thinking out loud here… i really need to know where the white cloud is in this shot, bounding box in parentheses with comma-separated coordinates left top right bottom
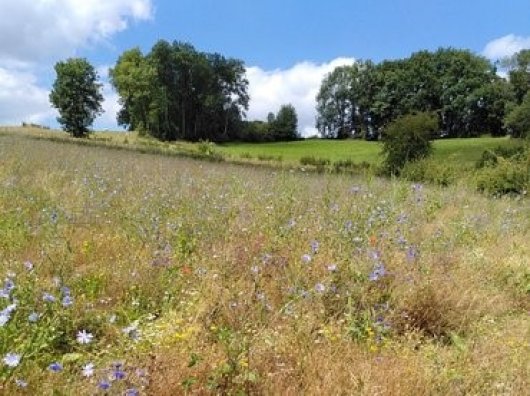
(0, 0, 153, 127)
(0, 67, 56, 125)
(246, 58, 355, 137)
(483, 34, 530, 60)
(0, 0, 153, 64)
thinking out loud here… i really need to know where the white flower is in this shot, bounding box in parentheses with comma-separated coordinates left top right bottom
(82, 362, 95, 377)
(76, 330, 94, 345)
(3, 353, 21, 368)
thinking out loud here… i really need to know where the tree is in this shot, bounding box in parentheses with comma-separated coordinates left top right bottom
(111, 40, 249, 142)
(316, 65, 360, 139)
(109, 48, 155, 134)
(381, 112, 438, 175)
(49, 58, 103, 137)
(270, 104, 299, 141)
(501, 49, 530, 104)
(505, 92, 530, 138)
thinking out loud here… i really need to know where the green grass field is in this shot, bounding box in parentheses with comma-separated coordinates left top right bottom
(1, 126, 523, 170)
(217, 137, 522, 166)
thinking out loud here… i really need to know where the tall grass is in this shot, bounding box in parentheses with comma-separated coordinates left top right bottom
(0, 134, 528, 394)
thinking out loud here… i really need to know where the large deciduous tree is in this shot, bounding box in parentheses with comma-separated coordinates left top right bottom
(49, 58, 103, 137)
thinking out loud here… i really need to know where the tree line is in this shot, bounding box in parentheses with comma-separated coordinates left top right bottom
(49, 40, 298, 141)
(49, 43, 530, 141)
(316, 48, 530, 139)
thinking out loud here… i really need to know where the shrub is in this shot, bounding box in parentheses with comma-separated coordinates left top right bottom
(401, 158, 460, 186)
(299, 156, 330, 167)
(475, 157, 529, 195)
(476, 145, 526, 168)
(381, 112, 438, 175)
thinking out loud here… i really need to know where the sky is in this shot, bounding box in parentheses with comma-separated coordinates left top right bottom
(1, 0, 530, 136)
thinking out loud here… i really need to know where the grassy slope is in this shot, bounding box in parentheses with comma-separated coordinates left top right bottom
(2, 127, 522, 169)
(0, 133, 528, 394)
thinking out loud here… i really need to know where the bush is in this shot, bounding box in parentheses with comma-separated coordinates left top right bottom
(401, 158, 460, 186)
(476, 145, 526, 168)
(381, 112, 438, 175)
(300, 156, 330, 167)
(475, 157, 529, 196)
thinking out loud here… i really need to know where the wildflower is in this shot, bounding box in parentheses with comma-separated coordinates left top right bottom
(28, 312, 40, 323)
(24, 261, 34, 271)
(60, 286, 71, 295)
(314, 283, 326, 293)
(81, 362, 95, 377)
(327, 263, 337, 272)
(250, 265, 259, 275)
(123, 322, 140, 340)
(261, 253, 272, 264)
(113, 369, 126, 380)
(0, 313, 10, 327)
(3, 353, 21, 368)
(310, 240, 319, 254)
(15, 378, 28, 388)
(98, 380, 111, 391)
(369, 263, 386, 282)
(48, 362, 63, 372)
(62, 295, 74, 307)
(125, 388, 139, 396)
(42, 293, 56, 303)
(76, 330, 94, 345)
(406, 246, 418, 262)
(301, 254, 312, 264)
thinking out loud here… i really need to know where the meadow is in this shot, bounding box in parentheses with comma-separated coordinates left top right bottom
(0, 132, 529, 395)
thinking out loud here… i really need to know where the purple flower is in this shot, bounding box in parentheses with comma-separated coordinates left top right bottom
(406, 246, 418, 262)
(314, 283, 326, 293)
(42, 293, 56, 303)
(62, 295, 74, 307)
(310, 240, 319, 254)
(48, 362, 63, 372)
(3, 353, 21, 368)
(98, 380, 111, 391)
(301, 254, 312, 264)
(24, 261, 34, 271)
(113, 368, 126, 380)
(125, 389, 139, 396)
(369, 263, 386, 282)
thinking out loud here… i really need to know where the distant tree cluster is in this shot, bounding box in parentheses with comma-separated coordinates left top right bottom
(109, 41, 250, 142)
(316, 48, 530, 139)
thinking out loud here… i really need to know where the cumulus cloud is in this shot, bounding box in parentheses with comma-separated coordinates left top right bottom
(483, 34, 530, 60)
(0, 67, 56, 125)
(0, 0, 152, 127)
(246, 58, 355, 137)
(0, 0, 152, 64)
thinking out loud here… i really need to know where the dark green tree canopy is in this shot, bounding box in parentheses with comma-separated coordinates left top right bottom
(270, 104, 299, 141)
(110, 40, 249, 142)
(316, 48, 509, 139)
(49, 58, 103, 137)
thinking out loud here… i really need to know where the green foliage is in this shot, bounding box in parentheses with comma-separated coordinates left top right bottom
(401, 158, 459, 186)
(316, 48, 507, 139)
(505, 93, 530, 138)
(110, 41, 249, 142)
(269, 104, 299, 141)
(476, 145, 527, 168)
(381, 112, 438, 175)
(49, 58, 103, 137)
(475, 155, 529, 195)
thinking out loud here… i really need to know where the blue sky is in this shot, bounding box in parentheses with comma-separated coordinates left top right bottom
(1, 0, 530, 135)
